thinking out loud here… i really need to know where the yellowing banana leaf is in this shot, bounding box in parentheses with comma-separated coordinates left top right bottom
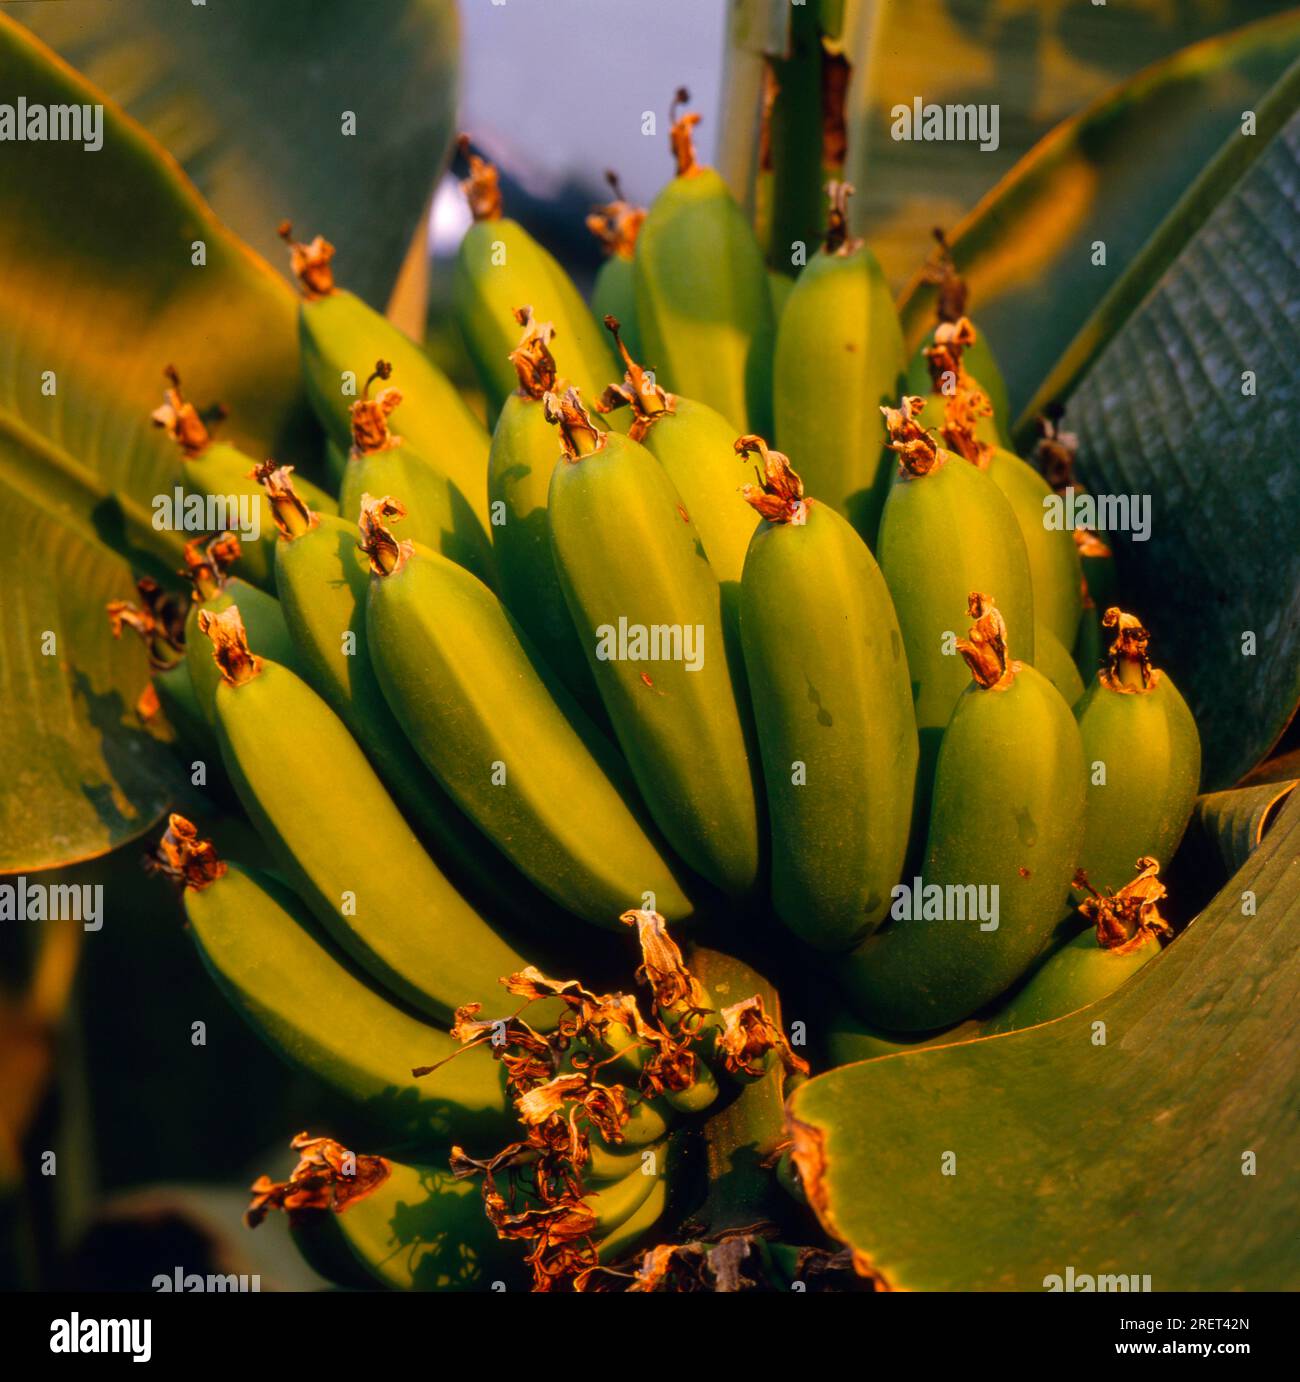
(12, 0, 460, 311)
(0, 17, 314, 869)
(788, 788, 1300, 1291)
(893, 9, 1300, 417)
(1065, 94, 1300, 790)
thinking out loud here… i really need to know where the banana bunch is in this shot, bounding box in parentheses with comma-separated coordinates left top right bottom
(120, 100, 1204, 1290)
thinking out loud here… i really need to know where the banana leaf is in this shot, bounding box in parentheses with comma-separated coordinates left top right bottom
(788, 788, 1300, 1290)
(12, 0, 460, 311)
(1064, 84, 1300, 790)
(0, 16, 314, 868)
(894, 8, 1300, 415)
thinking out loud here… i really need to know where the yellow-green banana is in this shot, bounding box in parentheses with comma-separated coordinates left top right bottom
(280, 222, 491, 528)
(737, 439, 917, 950)
(358, 496, 698, 928)
(633, 91, 775, 436)
(546, 389, 763, 900)
(772, 182, 905, 548)
(195, 605, 549, 1025)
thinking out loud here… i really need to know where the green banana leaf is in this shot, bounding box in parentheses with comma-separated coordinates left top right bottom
(894, 8, 1300, 416)
(1195, 780, 1298, 876)
(789, 787, 1300, 1290)
(12, 0, 460, 312)
(1065, 91, 1300, 790)
(0, 16, 314, 869)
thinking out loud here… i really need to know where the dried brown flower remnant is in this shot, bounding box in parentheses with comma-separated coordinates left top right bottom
(544, 386, 604, 461)
(1101, 607, 1159, 692)
(457, 135, 503, 221)
(108, 579, 186, 672)
(669, 88, 703, 178)
(925, 228, 968, 324)
(587, 170, 646, 259)
(717, 995, 811, 1081)
(823, 180, 859, 256)
(881, 395, 941, 477)
(1074, 857, 1172, 953)
(350, 359, 402, 456)
(941, 381, 994, 468)
(597, 315, 672, 439)
(956, 591, 1016, 690)
(196, 605, 261, 687)
(246, 1132, 389, 1228)
(736, 434, 809, 525)
(924, 314, 978, 393)
(508, 306, 559, 399)
(619, 906, 707, 1014)
(147, 814, 226, 891)
(356, 493, 411, 577)
(251, 460, 314, 539)
(278, 222, 336, 299)
(151, 366, 213, 457)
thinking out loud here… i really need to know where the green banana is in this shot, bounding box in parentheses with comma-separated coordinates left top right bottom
(875, 397, 1035, 833)
(737, 438, 917, 950)
(280, 222, 491, 529)
(823, 1006, 983, 1065)
(596, 315, 759, 598)
(487, 307, 604, 713)
(767, 270, 795, 329)
(152, 367, 336, 590)
(182, 534, 300, 723)
(772, 182, 905, 548)
(633, 91, 775, 436)
(358, 496, 698, 928)
(983, 858, 1171, 1034)
(1034, 623, 1086, 707)
(594, 1176, 668, 1265)
(1074, 607, 1201, 896)
(152, 823, 507, 1146)
(546, 389, 763, 900)
(336, 359, 495, 586)
(452, 140, 616, 424)
(587, 170, 645, 361)
(839, 597, 1086, 1030)
(195, 604, 549, 1024)
(258, 466, 567, 930)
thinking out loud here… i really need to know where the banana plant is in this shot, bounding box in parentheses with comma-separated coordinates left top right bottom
(2, 4, 1299, 1294)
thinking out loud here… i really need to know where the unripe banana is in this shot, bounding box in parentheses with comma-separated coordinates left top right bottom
(196, 605, 548, 1024)
(151, 824, 508, 1146)
(594, 1175, 668, 1265)
(280, 223, 491, 529)
(737, 439, 917, 950)
(452, 140, 616, 424)
(596, 315, 759, 599)
(258, 466, 564, 930)
(839, 597, 1086, 1031)
(1074, 607, 1201, 897)
(358, 496, 698, 928)
(152, 367, 336, 590)
(823, 1006, 981, 1064)
(487, 308, 604, 713)
(587, 170, 646, 361)
(983, 857, 1171, 1034)
(335, 359, 495, 587)
(546, 389, 763, 899)
(875, 397, 1034, 833)
(1034, 623, 1086, 706)
(633, 91, 775, 435)
(181, 534, 301, 723)
(772, 182, 905, 548)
